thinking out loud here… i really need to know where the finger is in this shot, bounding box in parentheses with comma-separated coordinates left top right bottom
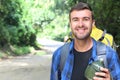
(93, 76, 104, 80)
(100, 67, 109, 73)
(95, 72, 107, 78)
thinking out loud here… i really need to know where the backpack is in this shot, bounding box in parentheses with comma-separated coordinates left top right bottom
(60, 41, 107, 72)
(65, 29, 119, 56)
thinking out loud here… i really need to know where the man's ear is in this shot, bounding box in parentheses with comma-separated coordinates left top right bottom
(92, 20, 95, 27)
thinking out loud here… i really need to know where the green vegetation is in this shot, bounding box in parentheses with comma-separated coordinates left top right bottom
(0, 0, 120, 57)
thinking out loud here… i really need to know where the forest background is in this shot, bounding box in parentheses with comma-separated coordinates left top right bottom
(0, 0, 120, 57)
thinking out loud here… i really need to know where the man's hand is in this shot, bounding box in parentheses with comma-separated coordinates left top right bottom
(93, 67, 111, 80)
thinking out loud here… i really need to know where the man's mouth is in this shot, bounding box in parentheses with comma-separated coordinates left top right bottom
(76, 28, 86, 34)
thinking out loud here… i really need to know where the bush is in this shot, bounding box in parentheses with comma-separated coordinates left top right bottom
(12, 45, 30, 56)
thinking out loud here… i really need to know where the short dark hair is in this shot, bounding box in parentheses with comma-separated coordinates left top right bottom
(69, 2, 94, 20)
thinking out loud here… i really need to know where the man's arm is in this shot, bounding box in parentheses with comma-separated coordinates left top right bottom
(93, 47, 120, 80)
(50, 49, 61, 80)
(99, 47, 120, 80)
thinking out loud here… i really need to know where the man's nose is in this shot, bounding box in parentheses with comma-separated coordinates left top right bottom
(78, 20, 84, 27)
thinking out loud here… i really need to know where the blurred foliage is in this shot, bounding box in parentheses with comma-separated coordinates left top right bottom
(0, 0, 120, 56)
(0, 0, 37, 56)
(11, 45, 30, 56)
(0, 0, 36, 47)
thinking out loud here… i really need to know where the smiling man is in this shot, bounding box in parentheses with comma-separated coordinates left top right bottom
(50, 2, 120, 80)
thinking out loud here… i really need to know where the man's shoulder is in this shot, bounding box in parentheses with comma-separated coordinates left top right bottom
(60, 41, 73, 49)
(98, 41, 118, 59)
(96, 41, 115, 52)
(53, 41, 73, 56)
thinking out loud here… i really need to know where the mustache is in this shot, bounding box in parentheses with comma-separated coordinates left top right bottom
(76, 26, 88, 29)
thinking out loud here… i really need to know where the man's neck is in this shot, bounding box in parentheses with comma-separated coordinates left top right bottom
(74, 38, 93, 52)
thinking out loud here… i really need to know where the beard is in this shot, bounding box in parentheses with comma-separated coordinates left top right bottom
(72, 27, 92, 40)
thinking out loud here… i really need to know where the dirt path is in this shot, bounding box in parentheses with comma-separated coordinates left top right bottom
(0, 38, 64, 80)
(0, 55, 52, 80)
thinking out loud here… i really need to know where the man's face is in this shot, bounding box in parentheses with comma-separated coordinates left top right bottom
(70, 9, 95, 40)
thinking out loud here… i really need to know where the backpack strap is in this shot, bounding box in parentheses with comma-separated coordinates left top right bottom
(60, 42, 70, 72)
(97, 41, 108, 68)
(105, 37, 111, 47)
(98, 29, 106, 41)
(60, 41, 108, 72)
(98, 29, 112, 47)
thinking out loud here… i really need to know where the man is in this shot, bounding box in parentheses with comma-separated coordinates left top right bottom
(50, 2, 120, 80)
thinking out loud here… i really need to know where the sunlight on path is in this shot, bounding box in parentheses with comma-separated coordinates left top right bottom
(37, 38, 64, 53)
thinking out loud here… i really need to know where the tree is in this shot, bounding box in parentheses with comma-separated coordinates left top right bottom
(0, 0, 22, 46)
(0, 0, 38, 47)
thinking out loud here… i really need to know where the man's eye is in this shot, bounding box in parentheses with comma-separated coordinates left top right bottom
(83, 18, 90, 21)
(73, 19, 78, 21)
